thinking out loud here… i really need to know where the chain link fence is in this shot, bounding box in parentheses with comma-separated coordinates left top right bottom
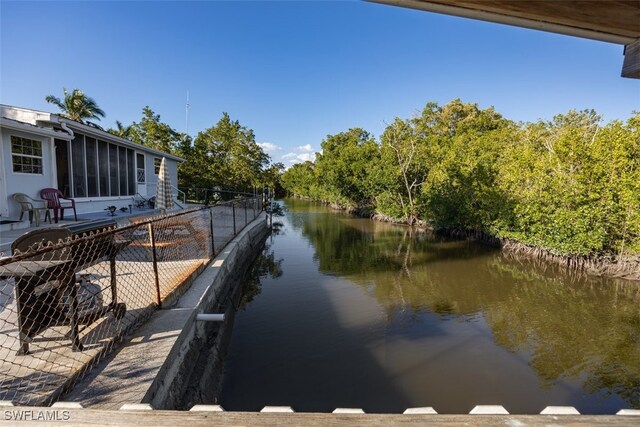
(0, 197, 263, 406)
(180, 186, 259, 205)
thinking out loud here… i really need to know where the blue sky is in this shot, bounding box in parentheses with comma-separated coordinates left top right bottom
(1, 1, 639, 165)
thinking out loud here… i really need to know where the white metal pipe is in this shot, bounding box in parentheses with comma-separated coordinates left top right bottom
(196, 313, 225, 322)
(59, 121, 75, 137)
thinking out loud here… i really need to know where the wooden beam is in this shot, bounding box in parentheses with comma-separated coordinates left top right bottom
(427, 1, 640, 39)
(368, 1, 640, 45)
(1, 408, 638, 426)
(622, 39, 640, 78)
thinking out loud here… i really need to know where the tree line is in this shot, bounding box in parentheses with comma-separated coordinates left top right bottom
(46, 88, 284, 196)
(109, 107, 284, 193)
(281, 99, 640, 257)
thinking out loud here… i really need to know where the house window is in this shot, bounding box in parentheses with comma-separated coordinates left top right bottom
(11, 136, 43, 174)
(137, 153, 145, 183)
(154, 157, 162, 175)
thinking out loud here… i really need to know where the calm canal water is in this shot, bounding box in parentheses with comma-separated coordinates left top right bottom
(218, 199, 640, 414)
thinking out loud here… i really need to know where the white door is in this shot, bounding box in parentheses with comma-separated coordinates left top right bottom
(136, 152, 146, 196)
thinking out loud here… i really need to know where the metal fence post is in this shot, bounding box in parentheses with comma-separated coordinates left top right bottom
(214, 208, 216, 258)
(148, 223, 162, 308)
(244, 199, 248, 226)
(232, 202, 237, 235)
(253, 197, 256, 219)
(110, 253, 118, 306)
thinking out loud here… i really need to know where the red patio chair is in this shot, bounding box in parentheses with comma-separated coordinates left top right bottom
(40, 188, 77, 223)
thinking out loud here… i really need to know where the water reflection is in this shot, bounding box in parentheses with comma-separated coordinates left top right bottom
(220, 199, 640, 413)
(296, 202, 640, 409)
(238, 240, 283, 310)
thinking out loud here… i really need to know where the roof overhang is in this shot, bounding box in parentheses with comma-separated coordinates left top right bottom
(1, 104, 185, 162)
(0, 117, 74, 140)
(368, 0, 640, 78)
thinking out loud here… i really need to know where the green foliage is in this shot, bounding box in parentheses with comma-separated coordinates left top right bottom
(45, 88, 105, 125)
(262, 162, 286, 195)
(376, 117, 429, 223)
(129, 106, 183, 153)
(499, 110, 640, 255)
(107, 120, 132, 138)
(416, 100, 512, 230)
(315, 128, 380, 207)
(281, 100, 640, 257)
(282, 129, 380, 208)
(112, 107, 276, 194)
(281, 161, 322, 200)
(185, 112, 271, 192)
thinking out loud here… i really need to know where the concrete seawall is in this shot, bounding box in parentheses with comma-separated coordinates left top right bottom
(144, 214, 270, 409)
(64, 214, 269, 409)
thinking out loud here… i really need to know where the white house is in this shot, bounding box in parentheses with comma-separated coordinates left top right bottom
(0, 104, 184, 220)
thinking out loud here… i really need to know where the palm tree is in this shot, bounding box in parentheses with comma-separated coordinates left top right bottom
(45, 88, 106, 124)
(107, 120, 132, 138)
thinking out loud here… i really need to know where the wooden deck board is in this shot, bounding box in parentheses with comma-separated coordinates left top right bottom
(1, 409, 636, 426)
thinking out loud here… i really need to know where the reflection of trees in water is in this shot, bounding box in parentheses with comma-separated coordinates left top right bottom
(485, 260, 640, 409)
(585, 352, 640, 409)
(293, 202, 640, 408)
(267, 202, 286, 217)
(239, 241, 284, 309)
(271, 221, 285, 236)
(500, 250, 595, 284)
(298, 210, 489, 276)
(266, 201, 287, 236)
(297, 209, 494, 317)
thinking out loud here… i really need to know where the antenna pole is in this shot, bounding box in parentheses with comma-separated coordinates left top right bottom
(186, 91, 190, 137)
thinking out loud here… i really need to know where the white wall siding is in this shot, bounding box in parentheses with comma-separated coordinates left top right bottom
(2, 128, 54, 218)
(144, 155, 179, 195)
